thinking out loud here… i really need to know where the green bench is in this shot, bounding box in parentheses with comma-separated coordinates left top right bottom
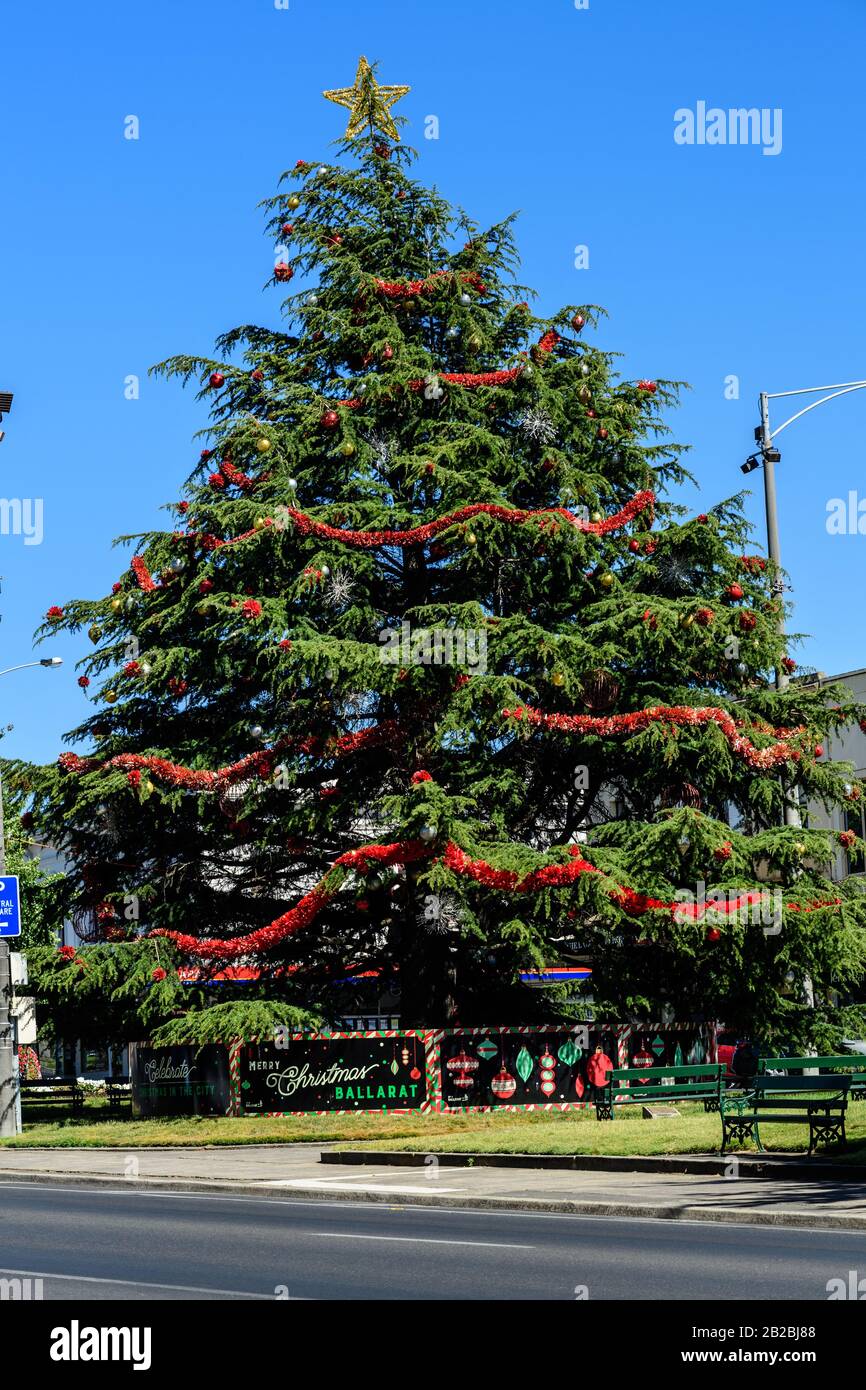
(720, 1074, 851, 1154)
(595, 1063, 725, 1121)
(759, 1055, 866, 1100)
(105, 1078, 131, 1114)
(20, 1077, 85, 1115)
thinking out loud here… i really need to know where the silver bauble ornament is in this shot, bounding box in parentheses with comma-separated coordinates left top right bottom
(419, 824, 437, 842)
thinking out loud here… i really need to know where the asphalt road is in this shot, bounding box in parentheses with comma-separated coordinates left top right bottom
(0, 1181, 864, 1300)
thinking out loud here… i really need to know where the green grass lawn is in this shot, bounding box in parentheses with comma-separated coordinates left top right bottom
(4, 1098, 866, 1159)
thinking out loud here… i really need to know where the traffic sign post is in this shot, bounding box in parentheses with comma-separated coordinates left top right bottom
(0, 876, 21, 938)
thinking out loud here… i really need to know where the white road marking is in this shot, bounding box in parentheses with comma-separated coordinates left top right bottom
(314, 1233, 534, 1248)
(0, 1266, 269, 1298)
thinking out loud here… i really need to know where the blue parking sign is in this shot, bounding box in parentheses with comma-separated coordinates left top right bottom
(0, 877, 21, 937)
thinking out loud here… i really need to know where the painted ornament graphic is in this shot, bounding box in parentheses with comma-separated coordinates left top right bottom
(632, 1048, 655, 1083)
(515, 1046, 534, 1083)
(446, 1049, 479, 1090)
(539, 1048, 557, 1097)
(491, 1067, 517, 1100)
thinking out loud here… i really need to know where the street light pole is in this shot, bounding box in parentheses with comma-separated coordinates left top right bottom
(0, 657, 63, 1137)
(0, 769, 15, 1137)
(744, 380, 866, 828)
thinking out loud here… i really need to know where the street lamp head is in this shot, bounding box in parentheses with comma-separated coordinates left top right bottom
(741, 455, 761, 475)
(763, 445, 782, 464)
(40, 657, 63, 667)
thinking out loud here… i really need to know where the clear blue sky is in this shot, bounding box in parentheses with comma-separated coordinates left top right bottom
(1, 0, 864, 764)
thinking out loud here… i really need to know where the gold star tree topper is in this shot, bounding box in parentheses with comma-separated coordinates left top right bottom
(323, 56, 410, 140)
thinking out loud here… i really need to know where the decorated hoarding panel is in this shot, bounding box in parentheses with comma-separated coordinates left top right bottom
(130, 1043, 231, 1117)
(238, 1032, 429, 1114)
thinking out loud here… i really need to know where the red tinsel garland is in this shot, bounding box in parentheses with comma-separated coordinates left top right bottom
(335, 329, 561, 408)
(149, 834, 846, 962)
(127, 492, 655, 585)
(130, 557, 156, 592)
(373, 270, 487, 298)
(502, 703, 810, 771)
(57, 722, 392, 791)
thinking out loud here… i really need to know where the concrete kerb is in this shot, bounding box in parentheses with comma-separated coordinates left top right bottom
(321, 1148, 866, 1182)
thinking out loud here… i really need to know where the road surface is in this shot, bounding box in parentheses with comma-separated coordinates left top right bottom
(0, 1181, 863, 1299)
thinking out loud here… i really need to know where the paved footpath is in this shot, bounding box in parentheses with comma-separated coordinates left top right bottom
(0, 1144, 864, 1230)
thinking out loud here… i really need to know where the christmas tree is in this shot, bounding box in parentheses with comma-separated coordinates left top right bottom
(17, 59, 866, 1047)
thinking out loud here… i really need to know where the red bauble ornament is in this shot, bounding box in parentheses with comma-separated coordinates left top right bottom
(321, 409, 340, 429)
(814, 745, 824, 758)
(46, 606, 64, 621)
(251, 369, 264, 382)
(274, 262, 294, 282)
(411, 770, 432, 784)
(280, 222, 294, 236)
(151, 967, 167, 982)
(597, 427, 608, 439)
(410, 1066, 421, 1080)
(782, 657, 796, 674)
(373, 142, 391, 158)
(198, 579, 214, 593)
(695, 607, 715, 626)
(382, 344, 394, 361)
(208, 372, 225, 388)
(491, 1067, 517, 1100)
(637, 380, 657, 393)
(725, 583, 744, 601)
(697, 513, 708, 523)
(706, 928, 722, 943)
(628, 539, 640, 553)
(714, 841, 733, 862)
(739, 612, 757, 632)
(571, 313, 586, 331)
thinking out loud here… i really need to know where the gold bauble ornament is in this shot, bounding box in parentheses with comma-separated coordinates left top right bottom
(599, 573, 614, 590)
(680, 613, 695, 629)
(143, 779, 155, 797)
(466, 532, 477, 546)
(591, 511, 603, 524)
(254, 517, 266, 530)
(256, 437, 272, 453)
(110, 599, 122, 613)
(795, 842, 806, 856)
(468, 334, 482, 352)
(88, 624, 102, 644)
(104, 690, 118, 704)
(551, 670, 565, 687)
(287, 194, 301, 210)
(340, 441, 356, 457)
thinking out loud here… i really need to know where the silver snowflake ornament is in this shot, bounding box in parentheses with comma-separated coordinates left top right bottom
(518, 407, 557, 446)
